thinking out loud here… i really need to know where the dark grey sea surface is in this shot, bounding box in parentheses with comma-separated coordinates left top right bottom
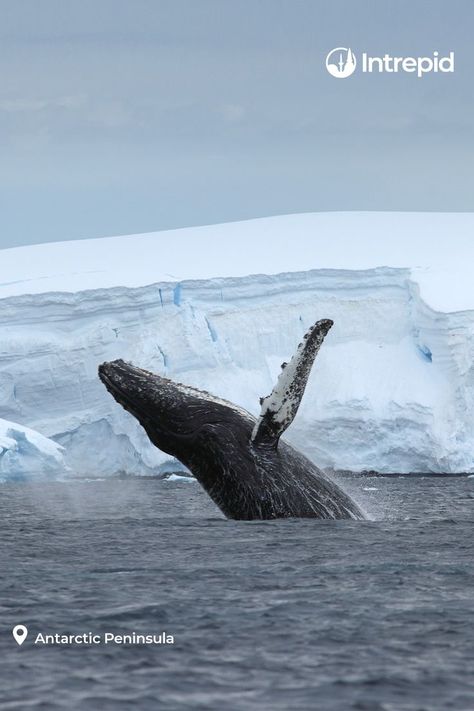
(1, 475, 474, 711)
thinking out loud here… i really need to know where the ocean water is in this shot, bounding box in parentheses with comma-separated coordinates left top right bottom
(1, 475, 474, 711)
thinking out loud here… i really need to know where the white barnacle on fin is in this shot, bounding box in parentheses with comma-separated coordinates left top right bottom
(251, 318, 334, 448)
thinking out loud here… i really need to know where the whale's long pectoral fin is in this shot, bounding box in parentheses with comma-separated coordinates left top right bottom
(251, 318, 334, 448)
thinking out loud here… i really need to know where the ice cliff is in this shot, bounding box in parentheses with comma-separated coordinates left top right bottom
(1, 211, 474, 477)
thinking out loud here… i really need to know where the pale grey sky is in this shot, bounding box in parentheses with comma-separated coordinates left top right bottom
(0, 0, 473, 247)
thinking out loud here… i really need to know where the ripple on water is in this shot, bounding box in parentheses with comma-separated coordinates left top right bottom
(0, 476, 473, 710)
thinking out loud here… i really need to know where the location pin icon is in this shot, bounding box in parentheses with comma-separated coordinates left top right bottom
(13, 624, 28, 646)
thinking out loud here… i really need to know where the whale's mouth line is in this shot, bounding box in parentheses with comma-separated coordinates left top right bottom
(98, 365, 190, 439)
(98, 367, 138, 412)
(98, 367, 120, 395)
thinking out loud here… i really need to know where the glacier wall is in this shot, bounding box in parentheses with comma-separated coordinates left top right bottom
(0, 266, 473, 476)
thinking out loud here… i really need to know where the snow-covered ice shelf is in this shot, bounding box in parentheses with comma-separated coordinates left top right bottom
(1, 212, 473, 477)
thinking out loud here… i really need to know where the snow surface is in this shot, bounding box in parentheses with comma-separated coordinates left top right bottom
(1, 211, 474, 477)
(1, 211, 474, 312)
(0, 418, 67, 481)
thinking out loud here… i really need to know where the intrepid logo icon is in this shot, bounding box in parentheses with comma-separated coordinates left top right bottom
(326, 47, 357, 78)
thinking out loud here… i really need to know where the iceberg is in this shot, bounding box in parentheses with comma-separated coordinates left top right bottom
(0, 418, 67, 481)
(0, 211, 473, 476)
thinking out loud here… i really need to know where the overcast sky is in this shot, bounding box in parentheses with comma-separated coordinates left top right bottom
(0, 0, 473, 248)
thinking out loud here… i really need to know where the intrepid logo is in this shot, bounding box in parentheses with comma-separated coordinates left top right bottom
(326, 47, 357, 78)
(325, 48, 455, 78)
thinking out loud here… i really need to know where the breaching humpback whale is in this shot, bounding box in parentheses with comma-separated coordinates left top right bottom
(98, 318, 364, 520)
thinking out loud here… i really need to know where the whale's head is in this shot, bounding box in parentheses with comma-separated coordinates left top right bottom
(98, 359, 254, 467)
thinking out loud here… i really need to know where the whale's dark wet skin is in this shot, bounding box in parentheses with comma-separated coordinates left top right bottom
(98, 319, 364, 520)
